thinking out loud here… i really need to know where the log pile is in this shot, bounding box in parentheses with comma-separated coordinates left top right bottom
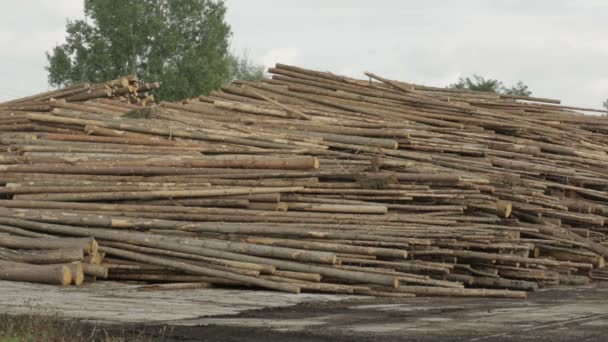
(0, 235, 101, 286)
(0, 75, 157, 120)
(1, 64, 608, 299)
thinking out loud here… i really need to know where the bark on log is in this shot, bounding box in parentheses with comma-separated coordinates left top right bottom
(0, 260, 72, 286)
(0, 246, 84, 264)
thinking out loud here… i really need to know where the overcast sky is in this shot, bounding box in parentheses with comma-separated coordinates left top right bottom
(1, 0, 606, 107)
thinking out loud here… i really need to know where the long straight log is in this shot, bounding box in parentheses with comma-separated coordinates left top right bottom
(7, 187, 303, 202)
(138, 282, 213, 291)
(236, 236, 407, 259)
(106, 273, 240, 285)
(285, 202, 387, 214)
(378, 285, 527, 299)
(100, 246, 300, 294)
(100, 240, 276, 273)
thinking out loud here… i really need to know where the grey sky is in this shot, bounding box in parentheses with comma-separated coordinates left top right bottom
(1, 1, 606, 107)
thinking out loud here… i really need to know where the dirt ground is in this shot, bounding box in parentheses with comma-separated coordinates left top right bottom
(97, 287, 608, 341)
(2, 281, 608, 341)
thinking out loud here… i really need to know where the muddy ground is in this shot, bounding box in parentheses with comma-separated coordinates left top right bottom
(2, 281, 608, 341)
(94, 293, 608, 341)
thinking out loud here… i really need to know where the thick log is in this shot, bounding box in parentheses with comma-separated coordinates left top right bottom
(83, 263, 109, 278)
(0, 235, 97, 254)
(0, 260, 72, 286)
(61, 261, 85, 286)
(0, 246, 84, 264)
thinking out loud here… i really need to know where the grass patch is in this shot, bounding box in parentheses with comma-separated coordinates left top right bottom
(0, 313, 83, 342)
(0, 314, 172, 341)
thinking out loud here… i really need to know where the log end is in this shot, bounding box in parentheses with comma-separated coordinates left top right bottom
(85, 252, 103, 265)
(497, 200, 512, 218)
(330, 255, 337, 265)
(72, 264, 85, 287)
(261, 265, 276, 275)
(89, 239, 99, 255)
(83, 264, 109, 279)
(60, 266, 72, 286)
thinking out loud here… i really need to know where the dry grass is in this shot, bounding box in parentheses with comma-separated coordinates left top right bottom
(0, 313, 85, 342)
(123, 107, 153, 119)
(0, 314, 173, 342)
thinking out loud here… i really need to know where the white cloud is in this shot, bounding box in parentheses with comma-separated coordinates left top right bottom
(337, 66, 359, 78)
(0, 2, 84, 101)
(226, 0, 608, 108)
(566, 0, 608, 9)
(260, 48, 301, 69)
(1, 1, 607, 108)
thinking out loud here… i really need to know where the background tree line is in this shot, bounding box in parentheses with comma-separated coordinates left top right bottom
(448, 75, 532, 96)
(46, 0, 263, 101)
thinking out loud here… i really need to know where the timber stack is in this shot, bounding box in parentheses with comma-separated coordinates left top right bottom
(0, 75, 157, 118)
(1, 64, 608, 299)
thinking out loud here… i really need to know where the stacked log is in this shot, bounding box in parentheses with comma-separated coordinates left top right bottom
(0, 64, 608, 299)
(0, 77, 158, 137)
(0, 236, 101, 286)
(0, 76, 158, 111)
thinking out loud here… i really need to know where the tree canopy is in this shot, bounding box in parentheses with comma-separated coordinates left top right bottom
(449, 75, 532, 96)
(46, 0, 263, 101)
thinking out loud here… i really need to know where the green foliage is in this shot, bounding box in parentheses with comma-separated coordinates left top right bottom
(46, 0, 262, 101)
(450, 75, 503, 93)
(502, 81, 532, 97)
(227, 53, 265, 82)
(449, 75, 532, 96)
(603, 99, 608, 111)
